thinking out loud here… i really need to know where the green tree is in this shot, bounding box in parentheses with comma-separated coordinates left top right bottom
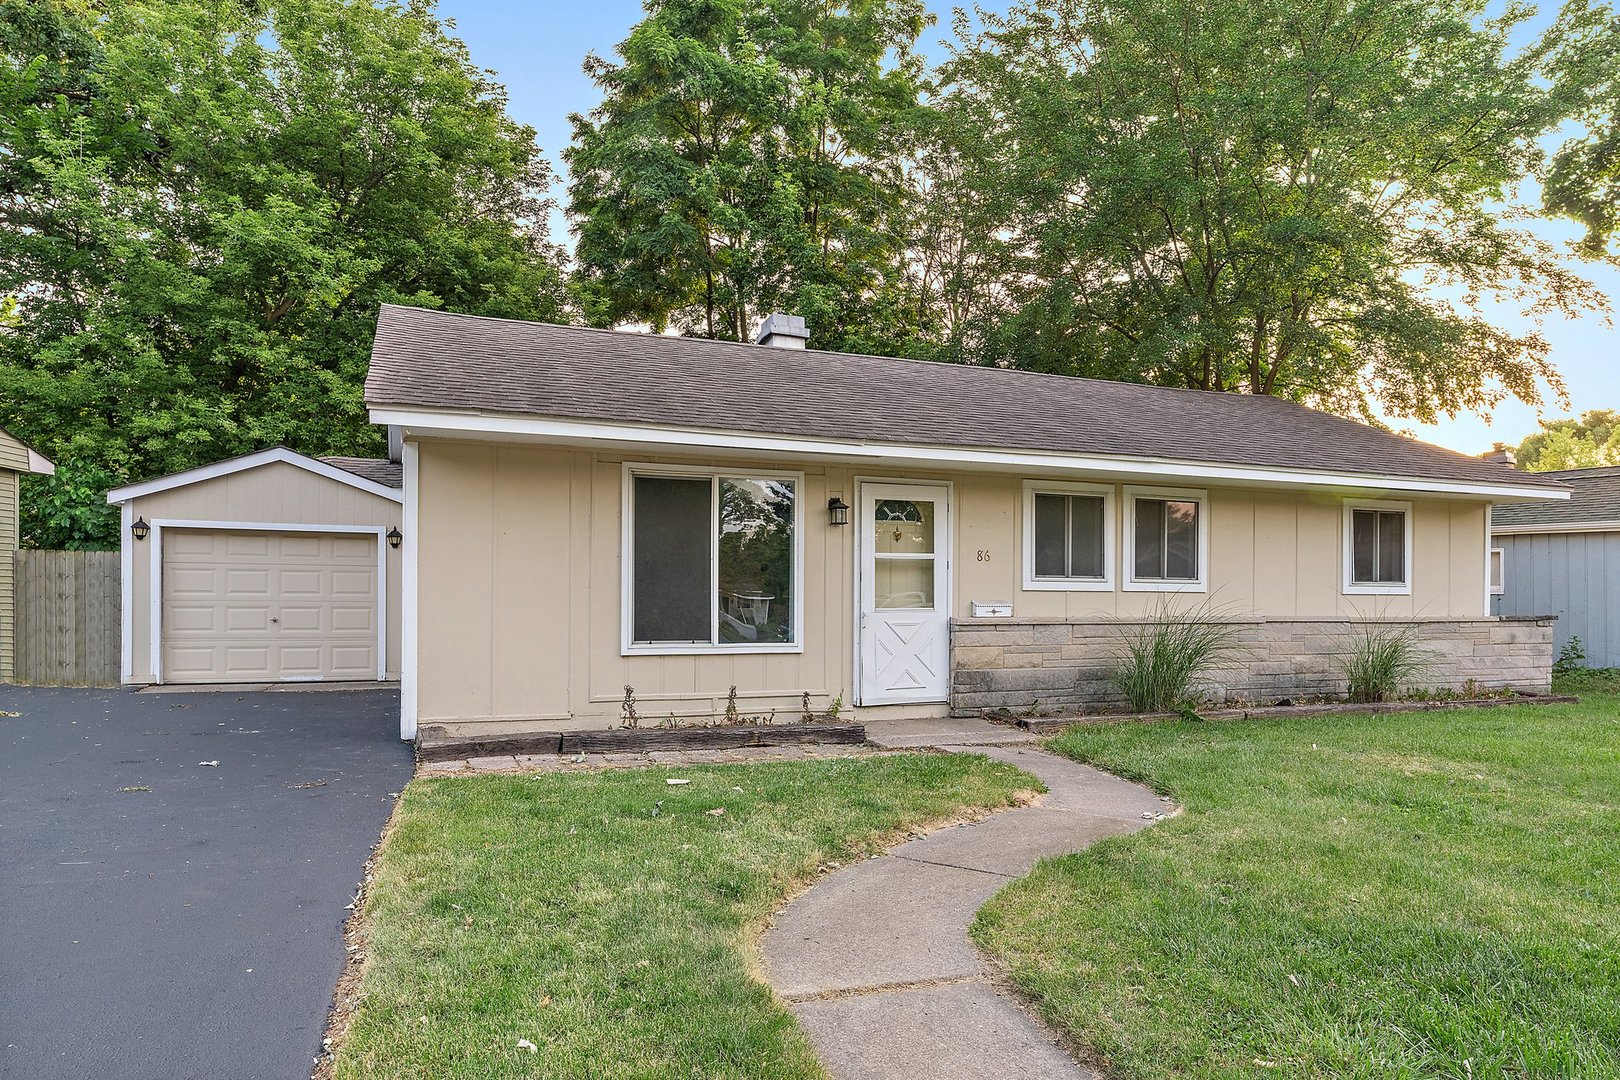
(566, 0, 927, 350)
(931, 0, 1604, 421)
(0, 0, 569, 548)
(1515, 409, 1620, 470)
(1544, 3, 1620, 261)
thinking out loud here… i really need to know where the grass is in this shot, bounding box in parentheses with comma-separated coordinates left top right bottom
(974, 689, 1620, 1078)
(332, 753, 1035, 1079)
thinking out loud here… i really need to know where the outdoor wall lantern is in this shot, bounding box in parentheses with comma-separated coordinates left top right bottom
(386, 526, 403, 549)
(827, 497, 850, 527)
(130, 517, 151, 542)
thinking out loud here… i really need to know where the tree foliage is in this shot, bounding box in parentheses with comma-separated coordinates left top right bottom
(1544, 2, 1620, 261)
(1515, 409, 1620, 470)
(0, 0, 568, 547)
(566, 0, 928, 351)
(926, 0, 1603, 422)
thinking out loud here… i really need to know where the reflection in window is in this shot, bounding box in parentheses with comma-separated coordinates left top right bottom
(1133, 497, 1199, 581)
(874, 559, 935, 609)
(718, 478, 795, 643)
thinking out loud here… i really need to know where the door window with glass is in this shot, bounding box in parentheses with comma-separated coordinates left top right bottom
(1125, 488, 1206, 590)
(625, 468, 800, 651)
(871, 498, 936, 608)
(1024, 481, 1113, 590)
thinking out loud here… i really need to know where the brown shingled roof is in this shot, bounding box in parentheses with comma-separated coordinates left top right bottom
(319, 456, 402, 489)
(1492, 466, 1620, 527)
(364, 304, 1566, 494)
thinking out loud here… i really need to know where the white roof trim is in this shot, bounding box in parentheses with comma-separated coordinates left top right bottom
(25, 449, 53, 476)
(1492, 520, 1620, 536)
(105, 447, 403, 505)
(370, 406, 1571, 503)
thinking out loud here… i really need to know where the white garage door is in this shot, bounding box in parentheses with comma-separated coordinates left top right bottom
(161, 530, 379, 683)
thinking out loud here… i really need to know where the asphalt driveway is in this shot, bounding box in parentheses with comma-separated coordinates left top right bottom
(0, 686, 412, 1080)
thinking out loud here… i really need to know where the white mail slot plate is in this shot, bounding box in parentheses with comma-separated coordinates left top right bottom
(970, 602, 1013, 618)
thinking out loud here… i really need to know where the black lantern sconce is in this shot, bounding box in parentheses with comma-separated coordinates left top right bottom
(386, 526, 403, 550)
(827, 497, 850, 527)
(130, 517, 151, 542)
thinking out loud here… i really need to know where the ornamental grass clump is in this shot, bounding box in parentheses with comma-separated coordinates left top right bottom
(1339, 622, 1430, 703)
(1111, 600, 1249, 713)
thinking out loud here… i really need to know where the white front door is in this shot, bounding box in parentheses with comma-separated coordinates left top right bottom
(858, 482, 950, 705)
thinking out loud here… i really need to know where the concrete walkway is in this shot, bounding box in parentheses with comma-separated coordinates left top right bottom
(760, 743, 1170, 1080)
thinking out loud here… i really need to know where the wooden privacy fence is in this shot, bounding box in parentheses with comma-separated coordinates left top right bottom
(13, 550, 120, 687)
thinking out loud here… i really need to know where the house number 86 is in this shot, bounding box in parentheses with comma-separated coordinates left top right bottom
(976, 549, 991, 562)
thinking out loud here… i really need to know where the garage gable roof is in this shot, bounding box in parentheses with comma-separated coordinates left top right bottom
(364, 305, 1568, 500)
(105, 447, 404, 505)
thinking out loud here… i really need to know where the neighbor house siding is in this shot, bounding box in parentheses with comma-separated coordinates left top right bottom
(0, 428, 38, 680)
(1493, 531, 1618, 667)
(123, 460, 402, 683)
(412, 438, 1496, 730)
(0, 468, 18, 680)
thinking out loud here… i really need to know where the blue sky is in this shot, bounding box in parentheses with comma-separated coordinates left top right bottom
(436, 0, 1615, 455)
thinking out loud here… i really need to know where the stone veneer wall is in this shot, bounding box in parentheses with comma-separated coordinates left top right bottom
(950, 616, 1556, 716)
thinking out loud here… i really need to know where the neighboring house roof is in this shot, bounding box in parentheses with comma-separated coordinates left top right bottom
(1491, 466, 1620, 532)
(106, 446, 403, 505)
(319, 456, 403, 489)
(364, 305, 1566, 499)
(0, 425, 55, 476)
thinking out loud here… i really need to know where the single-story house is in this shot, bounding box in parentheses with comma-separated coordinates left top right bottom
(1491, 465, 1620, 666)
(106, 447, 403, 685)
(353, 305, 1569, 741)
(0, 426, 55, 680)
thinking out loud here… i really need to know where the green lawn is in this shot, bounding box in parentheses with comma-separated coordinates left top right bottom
(974, 689, 1620, 1078)
(332, 753, 1035, 1079)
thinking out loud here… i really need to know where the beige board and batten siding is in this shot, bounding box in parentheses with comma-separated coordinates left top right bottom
(413, 439, 1492, 730)
(415, 441, 851, 730)
(123, 459, 402, 683)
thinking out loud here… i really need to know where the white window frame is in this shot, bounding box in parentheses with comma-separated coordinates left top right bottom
(1489, 546, 1505, 595)
(1022, 480, 1115, 591)
(1342, 498, 1413, 596)
(620, 462, 805, 656)
(1122, 486, 1209, 592)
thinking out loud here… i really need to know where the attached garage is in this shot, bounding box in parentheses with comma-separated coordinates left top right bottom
(108, 447, 403, 686)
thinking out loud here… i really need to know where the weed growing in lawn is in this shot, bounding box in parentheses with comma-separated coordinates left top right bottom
(1555, 666, 1620, 694)
(1555, 635, 1589, 673)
